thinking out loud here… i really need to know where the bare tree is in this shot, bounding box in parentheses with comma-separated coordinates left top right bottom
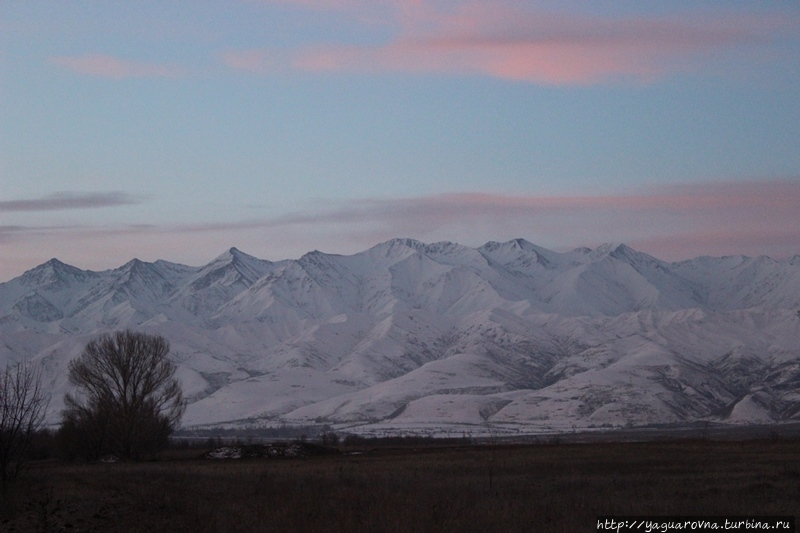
(63, 331, 184, 461)
(0, 361, 48, 489)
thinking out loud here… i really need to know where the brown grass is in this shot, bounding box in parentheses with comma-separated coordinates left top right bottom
(3, 439, 799, 532)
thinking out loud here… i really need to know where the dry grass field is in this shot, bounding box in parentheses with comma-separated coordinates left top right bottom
(2, 438, 799, 532)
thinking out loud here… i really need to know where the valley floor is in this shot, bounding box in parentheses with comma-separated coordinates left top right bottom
(3, 438, 800, 532)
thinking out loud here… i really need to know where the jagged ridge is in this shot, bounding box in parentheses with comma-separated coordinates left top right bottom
(1, 239, 799, 434)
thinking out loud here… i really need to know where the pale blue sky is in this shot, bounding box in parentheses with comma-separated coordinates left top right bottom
(2, 1, 800, 280)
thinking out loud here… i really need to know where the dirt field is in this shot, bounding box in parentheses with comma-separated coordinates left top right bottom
(3, 438, 799, 532)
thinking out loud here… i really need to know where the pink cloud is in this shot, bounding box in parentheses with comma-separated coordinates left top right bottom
(226, 2, 799, 84)
(293, 40, 655, 84)
(219, 49, 278, 74)
(247, 0, 415, 11)
(254, 0, 361, 7)
(298, 11, 795, 83)
(51, 54, 186, 79)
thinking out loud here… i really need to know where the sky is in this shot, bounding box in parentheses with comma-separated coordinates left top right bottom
(1, 0, 800, 281)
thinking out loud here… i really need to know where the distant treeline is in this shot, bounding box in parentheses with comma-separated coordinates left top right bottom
(173, 424, 337, 442)
(172, 425, 477, 449)
(336, 434, 474, 448)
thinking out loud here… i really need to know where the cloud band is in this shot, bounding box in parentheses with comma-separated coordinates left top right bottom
(0, 192, 146, 212)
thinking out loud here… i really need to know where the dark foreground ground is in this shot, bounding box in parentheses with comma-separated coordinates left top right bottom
(3, 438, 799, 532)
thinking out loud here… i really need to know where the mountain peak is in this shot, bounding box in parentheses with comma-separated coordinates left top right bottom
(484, 238, 541, 252)
(35, 257, 75, 273)
(213, 247, 240, 262)
(589, 242, 631, 261)
(227, 246, 258, 259)
(299, 249, 328, 262)
(184, 247, 272, 294)
(386, 238, 426, 250)
(509, 237, 534, 249)
(366, 238, 428, 260)
(20, 257, 91, 288)
(588, 243, 665, 268)
(209, 247, 265, 266)
(479, 238, 556, 269)
(114, 258, 168, 286)
(117, 258, 158, 278)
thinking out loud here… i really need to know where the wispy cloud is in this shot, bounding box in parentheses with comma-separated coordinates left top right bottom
(0, 226, 26, 245)
(3, 179, 799, 281)
(219, 49, 282, 74)
(226, 2, 799, 84)
(51, 54, 187, 79)
(231, 178, 800, 259)
(265, 178, 800, 227)
(0, 192, 146, 212)
(250, 0, 365, 8)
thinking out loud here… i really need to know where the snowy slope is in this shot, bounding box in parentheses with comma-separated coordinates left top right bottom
(1, 239, 799, 434)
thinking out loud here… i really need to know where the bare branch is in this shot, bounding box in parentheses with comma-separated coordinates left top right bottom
(0, 361, 48, 489)
(61, 331, 184, 461)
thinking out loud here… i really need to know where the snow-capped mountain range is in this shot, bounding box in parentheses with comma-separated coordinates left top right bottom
(2, 238, 800, 434)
